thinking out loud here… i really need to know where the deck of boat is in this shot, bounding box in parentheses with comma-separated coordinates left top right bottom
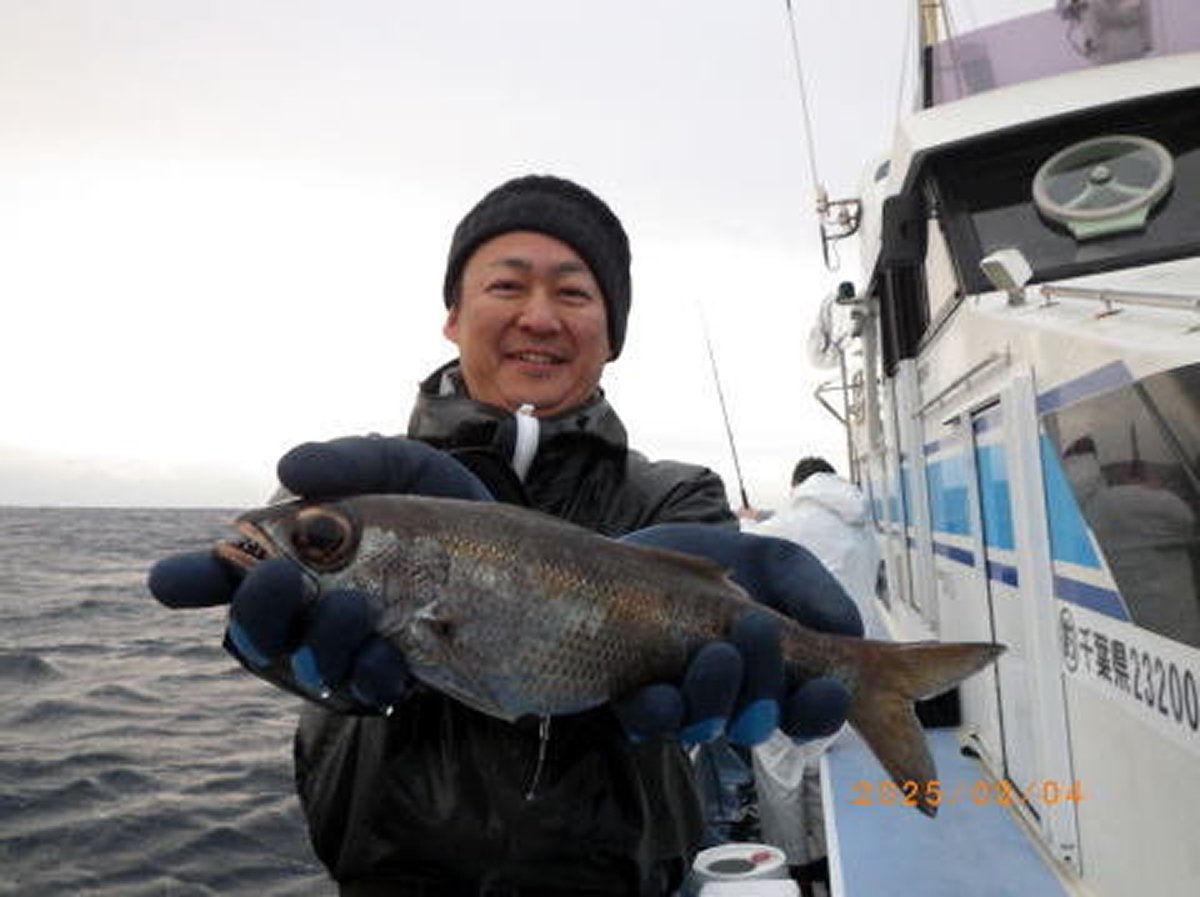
(821, 729, 1075, 896)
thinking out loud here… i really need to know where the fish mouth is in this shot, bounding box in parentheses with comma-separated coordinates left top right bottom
(214, 520, 282, 572)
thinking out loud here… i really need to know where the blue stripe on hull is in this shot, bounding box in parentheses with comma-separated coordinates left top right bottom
(928, 537, 1130, 621)
(1036, 360, 1133, 415)
(932, 540, 975, 566)
(1053, 574, 1130, 621)
(986, 559, 1020, 588)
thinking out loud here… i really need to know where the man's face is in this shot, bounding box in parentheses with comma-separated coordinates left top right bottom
(444, 231, 611, 417)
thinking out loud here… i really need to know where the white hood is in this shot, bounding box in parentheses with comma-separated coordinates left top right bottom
(746, 471, 886, 639)
(789, 473, 871, 527)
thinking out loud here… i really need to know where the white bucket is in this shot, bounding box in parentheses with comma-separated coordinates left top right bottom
(699, 883, 799, 897)
(688, 842, 791, 894)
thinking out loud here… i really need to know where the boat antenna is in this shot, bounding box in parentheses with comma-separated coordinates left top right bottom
(782, 0, 860, 269)
(895, 0, 918, 124)
(698, 307, 752, 511)
(782, 0, 822, 196)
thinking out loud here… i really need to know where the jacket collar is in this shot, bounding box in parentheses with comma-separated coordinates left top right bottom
(407, 360, 629, 452)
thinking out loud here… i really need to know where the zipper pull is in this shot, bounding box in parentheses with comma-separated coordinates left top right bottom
(524, 715, 552, 800)
(511, 403, 538, 482)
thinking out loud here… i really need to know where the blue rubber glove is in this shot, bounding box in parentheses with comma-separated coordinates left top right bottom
(612, 525, 862, 747)
(148, 436, 493, 713)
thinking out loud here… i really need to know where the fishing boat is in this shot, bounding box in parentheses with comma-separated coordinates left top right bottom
(807, 2, 1200, 895)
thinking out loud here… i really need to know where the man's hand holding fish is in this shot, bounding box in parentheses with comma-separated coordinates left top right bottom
(149, 434, 857, 745)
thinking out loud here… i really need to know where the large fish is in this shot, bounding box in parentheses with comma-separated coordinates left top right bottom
(216, 494, 1003, 816)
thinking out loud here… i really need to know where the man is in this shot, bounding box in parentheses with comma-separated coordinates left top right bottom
(150, 175, 861, 896)
(746, 457, 885, 639)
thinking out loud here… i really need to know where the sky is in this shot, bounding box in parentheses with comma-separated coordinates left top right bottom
(0, 0, 1043, 509)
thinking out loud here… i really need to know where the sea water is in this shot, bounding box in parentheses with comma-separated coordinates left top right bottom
(0, 507, 331, 896)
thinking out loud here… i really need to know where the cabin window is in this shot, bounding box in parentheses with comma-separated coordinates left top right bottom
(928, 88, 1200, 293)
(924, 214, 961, 326)
(926, 452, 971, 539)
(876, 193, 930, 376)
(975, 442, 1015, 553)
(1042, 363, 1200, 649)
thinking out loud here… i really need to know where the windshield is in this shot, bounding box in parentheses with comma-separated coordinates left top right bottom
(927, 87, 1200, 292)
(929, 0, 1200, 106)
(1042, 362, 1200, 648)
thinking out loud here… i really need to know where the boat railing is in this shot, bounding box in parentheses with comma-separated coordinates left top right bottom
(814, 368, 865, 483)
(915, 350, 1008, 419)
(1040, 283, 1200, 325)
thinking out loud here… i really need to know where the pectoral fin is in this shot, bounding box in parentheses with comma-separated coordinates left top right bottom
(394, 599, 516, 722)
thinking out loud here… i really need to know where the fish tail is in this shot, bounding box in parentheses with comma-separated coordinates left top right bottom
(845, 640, 1004, 817)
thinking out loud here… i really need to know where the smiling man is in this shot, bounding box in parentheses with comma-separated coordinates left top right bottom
(150, 174, 860, 897)
(405, 175, 732, 524)
(436, 175, 626, 420)
(444, 229, 612, 417)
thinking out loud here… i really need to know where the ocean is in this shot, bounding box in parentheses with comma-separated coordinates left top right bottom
(0, 506, 332, 896)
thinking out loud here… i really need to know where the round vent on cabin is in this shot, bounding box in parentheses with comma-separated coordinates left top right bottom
(1032, 134, 1173, 239)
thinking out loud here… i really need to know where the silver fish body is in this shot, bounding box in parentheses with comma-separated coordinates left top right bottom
(218, 494, 1003, 815)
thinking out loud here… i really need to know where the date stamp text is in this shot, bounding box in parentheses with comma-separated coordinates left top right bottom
(849, 779, 1086, 808)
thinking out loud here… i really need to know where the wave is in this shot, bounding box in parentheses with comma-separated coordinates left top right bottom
(0, 651, 63, 684)
(0, 508, 331, 895)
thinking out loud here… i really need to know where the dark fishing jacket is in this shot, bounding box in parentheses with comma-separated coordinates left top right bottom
(293, 362, 737, 896)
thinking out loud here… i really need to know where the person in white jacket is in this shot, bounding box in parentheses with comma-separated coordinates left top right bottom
(741, 457, 886, 894)
(746, 457, 886, 638)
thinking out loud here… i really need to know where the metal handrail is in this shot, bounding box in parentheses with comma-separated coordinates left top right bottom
(915, 350, 1007, 418)
(1040, 283, 1200, 315)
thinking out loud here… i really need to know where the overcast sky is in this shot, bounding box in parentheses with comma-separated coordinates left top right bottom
(0, 0, 1042, 509)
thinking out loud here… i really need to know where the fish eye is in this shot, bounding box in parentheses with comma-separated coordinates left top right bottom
(290, 507, 356, 570)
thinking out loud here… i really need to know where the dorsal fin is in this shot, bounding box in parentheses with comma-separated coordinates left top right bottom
(631, 543, 735, 584)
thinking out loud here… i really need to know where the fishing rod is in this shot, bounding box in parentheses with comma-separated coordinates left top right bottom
(698, 308, 752, 512)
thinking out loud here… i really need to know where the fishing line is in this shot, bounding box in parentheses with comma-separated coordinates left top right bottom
(698, 306, 752, 511)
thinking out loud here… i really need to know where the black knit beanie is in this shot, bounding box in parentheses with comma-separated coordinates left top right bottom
(443, 175, 632, 359)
